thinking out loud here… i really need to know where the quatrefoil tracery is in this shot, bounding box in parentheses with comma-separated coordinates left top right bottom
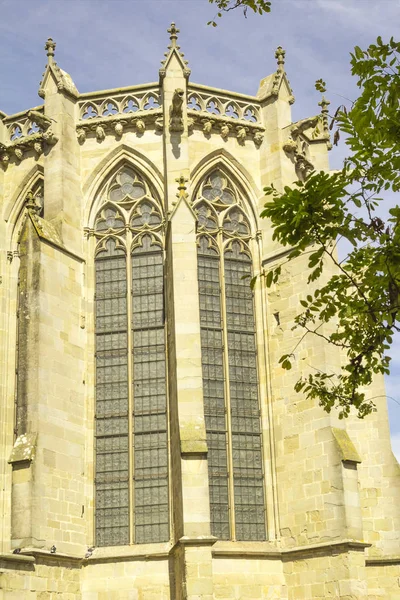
(94, 168, 163, 237)
(194, 170, 252, 241)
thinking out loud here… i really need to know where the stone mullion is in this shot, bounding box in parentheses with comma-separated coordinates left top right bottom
(126, 230, 135, 545)
(255, 237, 279, 542)
(219, 229, 236, 541)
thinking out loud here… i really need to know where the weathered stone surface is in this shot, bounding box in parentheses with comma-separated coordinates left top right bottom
(0, 24, 398, 600)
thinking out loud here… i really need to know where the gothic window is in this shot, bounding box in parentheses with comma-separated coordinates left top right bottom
(195, 170, 266, 541)
(93, 166, 168, 547)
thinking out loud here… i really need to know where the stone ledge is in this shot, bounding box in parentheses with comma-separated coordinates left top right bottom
(282, 539, 371, 560)
(177, 536, 217, 547)
(212, 541, 281, 558)
(366, 556, 400, 566)
(85, 542, 172, 564)
(20, 549, 82, 565)
(0, 553, 35, 564)
(212, 539, 371, 560)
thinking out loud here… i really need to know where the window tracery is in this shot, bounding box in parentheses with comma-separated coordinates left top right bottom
(93, 166, 168, 547)
(194, 169, 266, 541)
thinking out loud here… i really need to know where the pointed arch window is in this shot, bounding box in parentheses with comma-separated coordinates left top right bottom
(93, 167, 168, 547)
(195, 170, 266, 541)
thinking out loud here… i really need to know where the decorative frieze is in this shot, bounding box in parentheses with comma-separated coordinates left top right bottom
(0, 106, 58, 167)
(75, 109, 163, 143)
(187, 85, 261, 124)
(77, 86, 162, 121)
(187, 109, 264, 146)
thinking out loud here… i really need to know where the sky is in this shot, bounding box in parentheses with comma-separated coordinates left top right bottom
(1, 0, 399, 458)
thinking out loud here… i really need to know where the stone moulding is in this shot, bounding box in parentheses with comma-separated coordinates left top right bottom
(187, 109, 265, 146)
(0, 553, 35, 564)
(211, 539, 371, 560)
(0, 130, 58, 169)
(76, 109, 164, 143)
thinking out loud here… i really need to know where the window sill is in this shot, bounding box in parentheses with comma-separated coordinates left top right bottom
(85, 542, 172, 563)
(212, 540, 280, 558)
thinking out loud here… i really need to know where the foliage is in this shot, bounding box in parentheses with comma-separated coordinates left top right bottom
(207, 0, 271, 27)
(261, 37, 400, 419)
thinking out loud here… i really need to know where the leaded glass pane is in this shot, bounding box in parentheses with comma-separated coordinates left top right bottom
(224, 242, 266, 541)
(130, 201, 162, 230)
(198, 239, 230, 540)
(223, 208, 250, 237)
(132, 242, 169, 544)
(95, 239, 129, 547)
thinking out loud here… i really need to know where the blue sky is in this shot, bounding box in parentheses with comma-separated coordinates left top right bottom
(1, 0, 399, 457)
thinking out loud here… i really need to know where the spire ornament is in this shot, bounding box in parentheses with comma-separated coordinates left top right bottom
(167, 22, 179, 48)
(25, 190, 42, 214)
(160, 22, 190, 79)
(275, 46, 285, 72)
(45, 38, 56, 64)
(318, 95, 331, 141)
(175, 175, 189, 202)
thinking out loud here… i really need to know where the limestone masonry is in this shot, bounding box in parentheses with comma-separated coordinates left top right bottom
(0, 23, 399, 600)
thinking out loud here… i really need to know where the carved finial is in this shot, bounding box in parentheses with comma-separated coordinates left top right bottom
(175, 175, 188, 202)
(168, 22, 180, 48)
(25, 190, 41, 214)
(275, 46, 285, 71)
(318, 95, 330, 113)
(318, 95, 331, 137)
(45, 38, 56, 64)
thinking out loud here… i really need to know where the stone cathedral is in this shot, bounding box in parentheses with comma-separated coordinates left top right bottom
(0, 23, 399, 600)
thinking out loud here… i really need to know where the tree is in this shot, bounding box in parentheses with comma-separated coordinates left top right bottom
(261, 37, 400, 418)
(207, 3, 400, 419)
(208, 0, 272, 26)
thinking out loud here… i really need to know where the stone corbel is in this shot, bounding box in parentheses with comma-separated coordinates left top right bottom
(220, 123, 231, 139)
(76, 111, 161, 142)
(253, 131, 264, 147)
(236, 125, 248, 144)
(155, 116, 164, 131)
(187, 117, 195, 132)
(114, 122, 124, 137)
(95, 125, 106, 142)
(0, 131, 57, 169)
(169, 88, 185, 133)
(77, 127, 86, 144)
(201, 118, 214, 134)
(134, 118, 146, 134)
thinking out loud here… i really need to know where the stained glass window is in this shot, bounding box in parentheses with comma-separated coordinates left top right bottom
(94, 167, 168, 546)
(195, 170, 266, 541)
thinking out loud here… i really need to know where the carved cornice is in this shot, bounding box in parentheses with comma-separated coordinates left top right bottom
(187, 110, 264, 146)
(0, 129, 57, 169)
(76, 109, 164, 143)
